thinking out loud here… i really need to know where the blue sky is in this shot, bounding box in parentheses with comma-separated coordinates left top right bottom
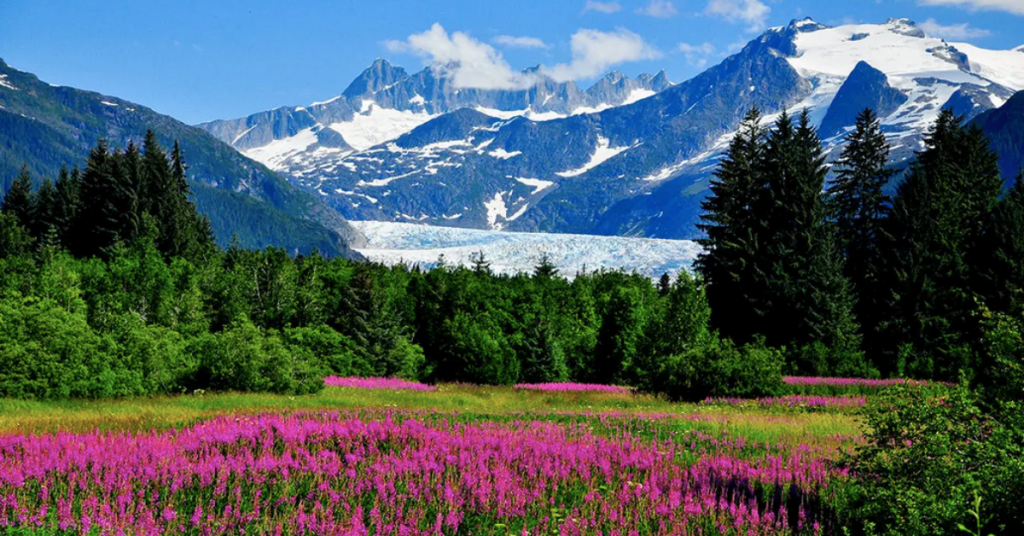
(2, 0, 1023, 124)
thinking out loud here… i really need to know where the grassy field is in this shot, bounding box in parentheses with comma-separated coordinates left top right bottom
(0, 384, 862, 443)
(0, 384, 866, 535)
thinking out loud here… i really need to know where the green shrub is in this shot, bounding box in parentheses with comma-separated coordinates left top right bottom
(0, 296, 134, 399)
(283, 325, 366, 377)
(193, 320, 325, 395)
(785, 341, 878, 379)
(846, 382, 1024, 536)
(440, 311, 519, 385)
(651, 337, 784, 401)
(108, 314, 194, 395)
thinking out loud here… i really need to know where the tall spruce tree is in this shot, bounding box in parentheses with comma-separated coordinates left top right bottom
(73, 139, 121, 256)
(699, 109, 862, 373)
(2, 164, 34, 230)
(118, 141, 144, 242)
(972, 170, 1024, 314)
(696, 108, 767, 342)
(828, 108, 895, 366)
(760, 111, 861, 370)
(52, 165, 80, 243)
(881, 109, 1003, 379)
(30, 179, 59, 239)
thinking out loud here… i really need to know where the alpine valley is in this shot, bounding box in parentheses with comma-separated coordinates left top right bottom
(201, 18, 1024, 240)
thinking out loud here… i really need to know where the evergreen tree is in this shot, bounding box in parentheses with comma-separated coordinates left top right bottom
(142, 130, 172, 218)
(470, 250, 491, 275)
(73, 140, 122, 256)
(534, 253, 559, 278)
(972, 170, 1024, 314)
(116, 141, 143, 242)
(828, 109, 894, 365)
(760, 111, 862, 367)
(881, 109, 1003, 379)
(699, 109, 861, 371)
(696, 109, 767, 342)
(2, 164, 34, 230)
(53, 165, 81, 243)
(30, 179, 59, 238)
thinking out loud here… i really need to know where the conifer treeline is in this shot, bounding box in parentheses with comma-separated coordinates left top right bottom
(698, 107, 1024, 381)
(1, 130, 214, 261)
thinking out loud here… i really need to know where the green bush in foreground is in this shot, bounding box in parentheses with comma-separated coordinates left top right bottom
(648, 336, 784, 401)
(846, 382, 1024, 536)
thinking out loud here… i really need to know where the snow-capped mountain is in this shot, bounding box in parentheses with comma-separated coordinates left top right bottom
(203, 18, 1024, 240)
(198, 60, 672, 165)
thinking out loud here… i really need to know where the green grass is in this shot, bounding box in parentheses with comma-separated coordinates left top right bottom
(0, 384, 863, 449)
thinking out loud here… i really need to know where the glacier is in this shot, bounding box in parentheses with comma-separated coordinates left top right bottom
(350, 221, 702, 279)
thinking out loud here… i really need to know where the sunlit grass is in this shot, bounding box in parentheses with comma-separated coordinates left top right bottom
(0, 383, 862, 449)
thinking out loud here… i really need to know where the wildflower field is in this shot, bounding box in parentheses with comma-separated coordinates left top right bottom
(0, 380, 870, 535)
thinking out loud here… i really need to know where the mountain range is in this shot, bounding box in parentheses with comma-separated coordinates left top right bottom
(4, 17, 1023, 251)
(0, 59, 364, 257)
(199, 18, 1024, 240)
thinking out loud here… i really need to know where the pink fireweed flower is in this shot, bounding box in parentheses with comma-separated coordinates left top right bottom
(702, 395, 867, 409)
(0, 409, 846, 535)
(513, 383, 631, 394)
(323, 376, 436, 391)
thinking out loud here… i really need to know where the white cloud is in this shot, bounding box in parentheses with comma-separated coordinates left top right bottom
(492, 35, 550, 49)
(917, 0, 1024, 16)
(541, 28, 661, 82)
(919, 18, 992, 39)
(583, 1, 622, 13)
(385, 23, 536, 90)
(677, 42, 717, 68)
(636, 0, 679, 18)
(704, 0, 771, 31)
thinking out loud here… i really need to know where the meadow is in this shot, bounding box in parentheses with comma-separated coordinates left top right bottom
(0, 379, 869, 535)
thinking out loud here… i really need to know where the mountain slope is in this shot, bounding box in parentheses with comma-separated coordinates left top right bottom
(0, 59, 364, 257)
(971, 90, 1024, 181)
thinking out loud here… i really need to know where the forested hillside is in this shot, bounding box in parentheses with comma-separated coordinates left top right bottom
(0, 58, 363, 257)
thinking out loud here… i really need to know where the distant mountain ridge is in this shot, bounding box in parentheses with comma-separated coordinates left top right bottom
(208, 18, 1024, 240)
(0, 58, 364, 257)
(198, 60, 672, 158)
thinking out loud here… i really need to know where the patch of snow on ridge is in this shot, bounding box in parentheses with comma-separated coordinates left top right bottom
(514, 177, 555, 194)
(0, 74, 16, 91)
(329, 102, 436, 151)
(556, 136, 632, 177)
(310, 95, 341, 107)
(349, 220, 702, 280)
(488, 148, 522, 159)
(101, 101, 118, 107)
(243, 128, 319, 170)
(484, 192, 509, 230)
(409, 94, 426, 105)
(623, 88, 656, 105)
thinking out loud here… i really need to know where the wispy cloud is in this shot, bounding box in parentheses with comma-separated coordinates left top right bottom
(385, 24, 536, 90)
(677, 42, 717, 68)
(919, 18, 992, 39)
(636, 0, 679, 18)
(492, 35, 550, 49)
(386, 24, 659, 89)
(704, 0, 771, 32)
(583, 1, 622, 14)
(541, 28, 661, 82)
(917, 0, 1024, 16)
